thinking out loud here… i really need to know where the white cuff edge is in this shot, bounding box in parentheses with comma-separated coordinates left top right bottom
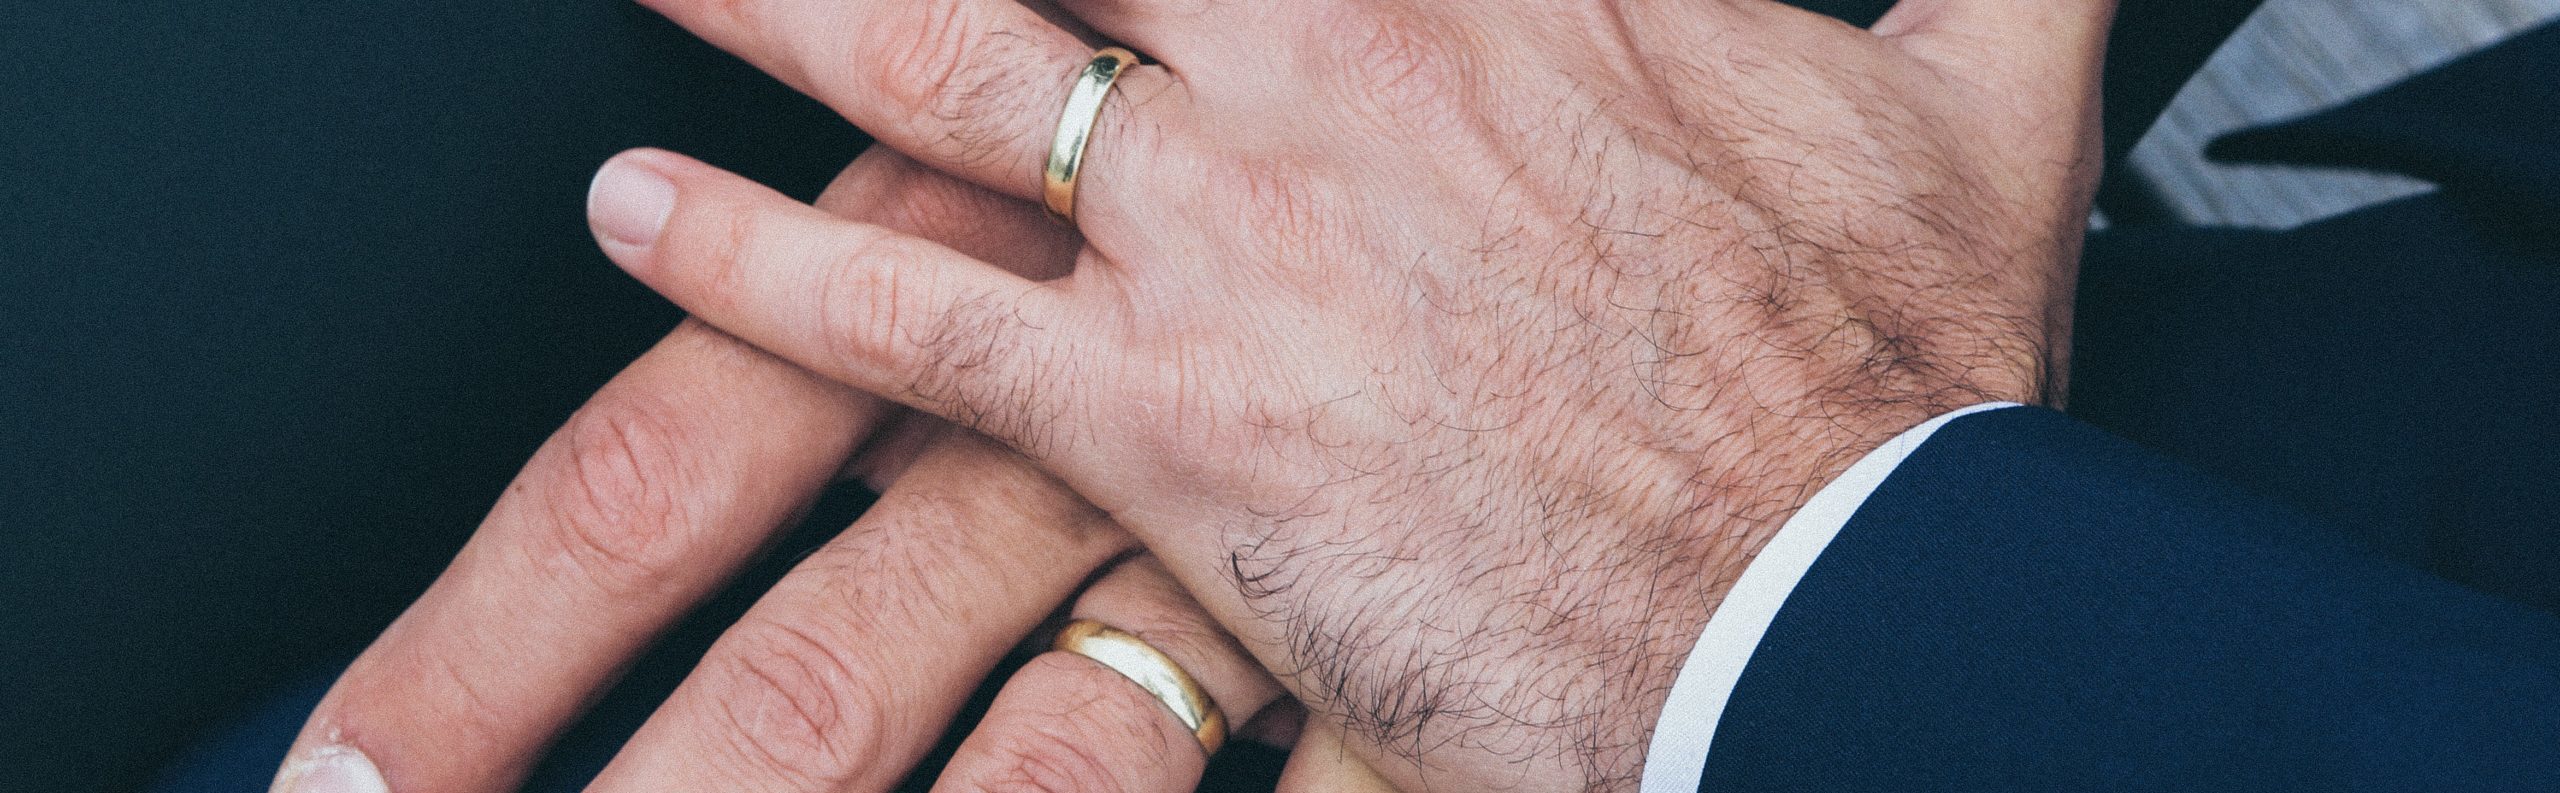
(1635, 401, 2020, 793)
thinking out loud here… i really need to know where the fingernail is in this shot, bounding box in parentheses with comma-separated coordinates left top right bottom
(588, 153, 677, 252)
(272, 746, 390, 793)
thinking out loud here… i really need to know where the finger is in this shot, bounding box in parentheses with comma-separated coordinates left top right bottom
(271, 320, 878, 793)
(582, 433, 1134, 793)
(1275, 722, 1400, 793)
(813, 147, 1077, 492)
(587, 148, 1087, 460)
(930, 555, 1286, 793)
(842, 412, 953, 491)
(634, 0, 1183, 208)
(814, 149, 1082, 282)
(272, 150, 1063, 793)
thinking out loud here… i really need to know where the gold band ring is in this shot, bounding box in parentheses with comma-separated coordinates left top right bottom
(1052, 618, 1227, 755)
(1042, 47, 1138, 223)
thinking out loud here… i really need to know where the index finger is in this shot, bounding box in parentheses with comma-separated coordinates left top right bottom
(272, 320, 878, 793)
(269, 149, 1067, 793)
(636, 0, 1182, 210)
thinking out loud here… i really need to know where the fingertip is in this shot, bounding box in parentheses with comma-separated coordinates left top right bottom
(271, 745, 389, 793)
(587, 149, 685, 263)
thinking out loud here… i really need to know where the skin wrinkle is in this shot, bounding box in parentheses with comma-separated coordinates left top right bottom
(897, 7, 1045, 173)
(1190, 36, 2053, 783)
(1232, 404, 1726, 783)
(551, 1, 2109, 789)
(900, 287, 1074, 462)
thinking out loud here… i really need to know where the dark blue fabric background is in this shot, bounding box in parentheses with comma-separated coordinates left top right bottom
(34, 1, 2560, 791)
(2, 3, 862, 790)
(1704, 408, 2560, 791)
(1699, 25, 2560, 789)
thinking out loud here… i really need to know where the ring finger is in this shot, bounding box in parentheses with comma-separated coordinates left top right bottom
(580, 432, 1133, 793)
(634, 0, 1188, 216)
(267, 147, 1067, 793)
(931, 555, 1284, 793)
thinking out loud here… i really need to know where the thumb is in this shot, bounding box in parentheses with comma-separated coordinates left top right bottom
(1873, 0, 2117, 110)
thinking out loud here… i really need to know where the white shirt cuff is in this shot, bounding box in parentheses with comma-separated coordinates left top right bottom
(1636, 402, 2021, 793)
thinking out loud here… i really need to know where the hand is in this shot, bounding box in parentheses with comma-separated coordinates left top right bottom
(590, 0, 2113, 789)
(269, 149, 1392, 793)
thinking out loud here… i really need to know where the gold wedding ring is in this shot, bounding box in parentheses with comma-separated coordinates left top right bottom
(1042, 47, 1138, 223)
(1052, 618, 1227, 755)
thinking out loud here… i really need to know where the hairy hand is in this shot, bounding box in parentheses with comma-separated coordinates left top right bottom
(594, 0, 2112, 789)
(271, 148, 1394, 793)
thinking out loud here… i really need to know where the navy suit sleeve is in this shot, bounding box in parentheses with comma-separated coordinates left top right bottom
(1700, 406, 2560, 792)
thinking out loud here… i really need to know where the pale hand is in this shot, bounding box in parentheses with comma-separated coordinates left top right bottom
(590, 0, 2114, 789)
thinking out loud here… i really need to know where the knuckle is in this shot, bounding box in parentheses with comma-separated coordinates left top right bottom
(869, 0, 973, 114)
(526, 392, 713, 596)
(962, 705, 1148, 792)
(698, 619, 898, 781)
(813, 229, 917, 378)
